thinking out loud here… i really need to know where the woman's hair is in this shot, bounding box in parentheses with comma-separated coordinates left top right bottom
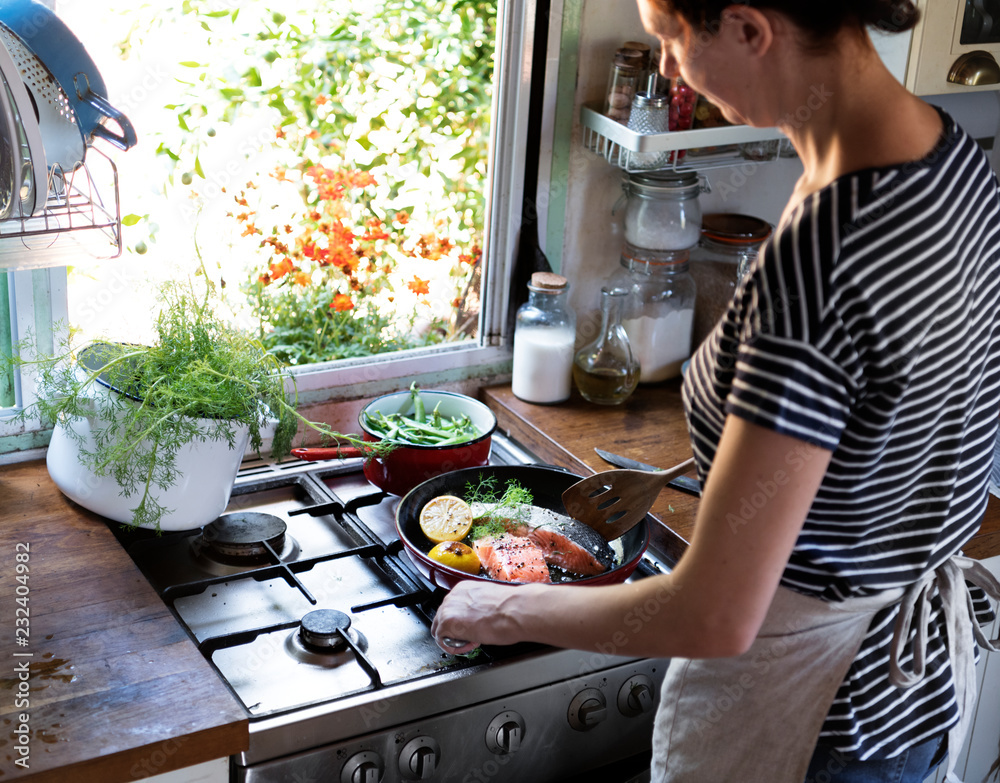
(660, 0, 919, 39)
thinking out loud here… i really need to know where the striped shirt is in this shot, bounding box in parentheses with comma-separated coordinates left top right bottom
(682, 109, 1000, 759)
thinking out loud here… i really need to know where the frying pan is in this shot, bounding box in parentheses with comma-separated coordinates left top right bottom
(395, 465, 651, 590)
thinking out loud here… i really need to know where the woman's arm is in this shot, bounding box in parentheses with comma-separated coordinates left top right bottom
(431, 416, 833, 658)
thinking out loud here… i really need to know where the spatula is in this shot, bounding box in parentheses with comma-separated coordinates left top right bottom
(561, 457, 697, 541)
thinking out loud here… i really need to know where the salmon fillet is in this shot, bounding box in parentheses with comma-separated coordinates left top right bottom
(525, 509, 614, 577)
(473, 534, 551, 584)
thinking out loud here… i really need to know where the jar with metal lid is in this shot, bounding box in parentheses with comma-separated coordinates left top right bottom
(616, 249, 696, 383)
(511, 272, 577, 404)
(621, 171, 702, 254)
(626, 92, 670, 170)
(689, 213, 772, 346)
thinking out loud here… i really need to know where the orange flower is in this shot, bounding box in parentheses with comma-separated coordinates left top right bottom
(395, 210, 410, 225)
(307, 129, 320, 139)
(242, 223, 261, 237)
(408, 276, 430, 295)
(272, 167, 292, 183)
(294, 272, 311, 286)
(268, 258, 295, 281)
(275, 127, 286, 139)
(314, 95, 329, 106)
(330, 293, 354, 312)
(361, 218, 389, 242)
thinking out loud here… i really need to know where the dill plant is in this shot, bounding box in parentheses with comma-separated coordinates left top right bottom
(6, 278, 386, 531)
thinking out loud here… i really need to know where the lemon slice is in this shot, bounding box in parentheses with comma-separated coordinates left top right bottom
(419, 495, 474, 543)
(428, 540, 482, 575)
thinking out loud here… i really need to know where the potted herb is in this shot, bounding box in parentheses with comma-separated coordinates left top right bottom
(6, 278, 382, 531)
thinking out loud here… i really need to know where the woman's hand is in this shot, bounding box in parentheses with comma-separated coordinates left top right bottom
(430, 579, 521, 653)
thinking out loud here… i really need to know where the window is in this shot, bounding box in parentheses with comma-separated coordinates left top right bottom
(0, 0, 544, 458)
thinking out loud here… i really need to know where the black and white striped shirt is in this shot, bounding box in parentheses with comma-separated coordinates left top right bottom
(682, 109, 1000, 759)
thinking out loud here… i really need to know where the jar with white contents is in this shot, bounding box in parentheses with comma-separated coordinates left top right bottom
(614, 250, 696, 384)
(511, 272, 577, 404)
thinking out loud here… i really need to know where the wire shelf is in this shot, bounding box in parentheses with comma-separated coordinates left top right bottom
(0, 145, 122, 271)
(581, 105, 788, 173)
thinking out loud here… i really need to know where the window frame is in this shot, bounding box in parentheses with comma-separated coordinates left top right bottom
(0, 0, 540, 458)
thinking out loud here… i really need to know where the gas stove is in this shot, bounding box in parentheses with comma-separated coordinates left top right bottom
(111, 434, 670, 783)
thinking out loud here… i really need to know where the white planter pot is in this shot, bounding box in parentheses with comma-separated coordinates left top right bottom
(46, 404, 251, 531)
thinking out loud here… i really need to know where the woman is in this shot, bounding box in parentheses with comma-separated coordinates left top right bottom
(431, 2, 1000, 780)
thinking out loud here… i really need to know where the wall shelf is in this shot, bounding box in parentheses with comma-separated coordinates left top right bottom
(581, 105, 789, 173)
(0, 146, 122, 271)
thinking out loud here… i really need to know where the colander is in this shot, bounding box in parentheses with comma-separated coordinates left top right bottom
(0, 34, 45, 216)
(0, 0, 136, 171)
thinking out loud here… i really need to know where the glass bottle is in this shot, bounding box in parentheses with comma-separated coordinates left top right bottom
(689, 213, 771, 346)
(512, 272, 577, 404)
(573, 287, 640, 405)
(618, 249, 696, 383)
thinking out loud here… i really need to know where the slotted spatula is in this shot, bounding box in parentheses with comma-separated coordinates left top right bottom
(562, 457, 697, 540)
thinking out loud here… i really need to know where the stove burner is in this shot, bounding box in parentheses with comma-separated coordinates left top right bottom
(286, 609, 369, 666)
(299, 609, 351, 650)
(199, 512, 287, 564)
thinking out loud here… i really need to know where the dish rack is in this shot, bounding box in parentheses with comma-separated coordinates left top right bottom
(581, 105, 788, 173)
(0, 145, 121, 270)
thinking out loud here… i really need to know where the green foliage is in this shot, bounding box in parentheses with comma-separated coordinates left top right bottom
(466, 476, 535, 539)
(242, 274, 441, 366)
(122, 0, 497, 362)
(3, 279, 391, 531)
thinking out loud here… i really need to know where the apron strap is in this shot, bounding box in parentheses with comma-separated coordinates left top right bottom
(888, 556, 1000, 783)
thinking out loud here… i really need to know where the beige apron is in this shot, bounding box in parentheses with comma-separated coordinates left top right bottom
(650, 556, 1000, 783)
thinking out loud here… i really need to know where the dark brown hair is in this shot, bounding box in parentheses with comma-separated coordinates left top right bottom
(659, 0, 919, 39)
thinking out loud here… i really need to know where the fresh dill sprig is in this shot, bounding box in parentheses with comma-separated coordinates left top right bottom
(465, 476, 533, 540)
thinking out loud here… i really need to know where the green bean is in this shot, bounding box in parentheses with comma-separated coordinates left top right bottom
(410, 381, 426, 423)
(362, 386, 481, 446)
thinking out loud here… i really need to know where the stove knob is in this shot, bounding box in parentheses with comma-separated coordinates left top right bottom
(567, 687, 607, 731)
(485, 710, 526, 754)
(398, 736, 441, 780)
(617, 674, 656, 717)
(341, 750, 384, 783)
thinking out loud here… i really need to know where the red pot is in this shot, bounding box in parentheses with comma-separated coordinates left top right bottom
(292, 389, 497, 496)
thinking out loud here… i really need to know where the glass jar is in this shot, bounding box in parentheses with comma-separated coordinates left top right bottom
(618, 249, 696, 383)
(689, 213, 771, 346)
(626, 92, 671, 170)
(604, 48, 644, 124)
(573, 287, 640, 406)
(622, 171, 702, 254)
(511, 272, 577, 404)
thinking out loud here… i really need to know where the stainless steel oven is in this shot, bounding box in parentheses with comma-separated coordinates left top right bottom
(110, 434, 671, 783)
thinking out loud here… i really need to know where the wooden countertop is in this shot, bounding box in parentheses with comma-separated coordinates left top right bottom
(0, 460, 248, 783)
(480, 382, 1000, 563)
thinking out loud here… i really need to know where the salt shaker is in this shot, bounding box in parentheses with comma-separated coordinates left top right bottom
(626, 91, 670, 170)
(512, 272, 577, 404)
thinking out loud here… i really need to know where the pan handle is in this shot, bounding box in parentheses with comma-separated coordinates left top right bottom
(73, 74, 138, 150)
(291, 446, 366, 461)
